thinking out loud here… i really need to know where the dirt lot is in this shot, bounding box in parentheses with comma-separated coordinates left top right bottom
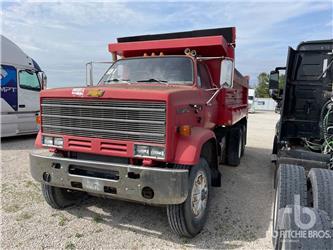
(1, 112, 279, 249)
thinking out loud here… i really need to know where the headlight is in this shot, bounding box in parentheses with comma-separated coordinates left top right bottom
(134, 145, 165, 159)
(54, 137, 64, 147)
(43, 136, 53, 146)
(150, 146, 165, 158)
(135, 145, 150, 156)
(42, 136, 64, 148)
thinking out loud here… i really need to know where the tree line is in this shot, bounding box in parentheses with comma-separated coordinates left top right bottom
(254, 72, 285, 98)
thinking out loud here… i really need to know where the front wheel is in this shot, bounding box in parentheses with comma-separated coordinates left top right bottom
(166, 158, 211, 238)
(41, 184, 85, 209)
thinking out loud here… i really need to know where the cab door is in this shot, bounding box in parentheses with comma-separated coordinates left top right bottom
(1, 64, 19, 137)
(197, 62, 218, 129)
(17, 68, 41, 133)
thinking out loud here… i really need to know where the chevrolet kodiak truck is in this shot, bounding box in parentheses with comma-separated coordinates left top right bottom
(269, 40, 333, 249)
(30, 27, 249, 237)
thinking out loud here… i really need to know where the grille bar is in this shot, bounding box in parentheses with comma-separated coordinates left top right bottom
(42, 114, 165, 125)
(41, 98, 166, 143)
(41, 103, 165, 112)
(42, 125, 164, 137)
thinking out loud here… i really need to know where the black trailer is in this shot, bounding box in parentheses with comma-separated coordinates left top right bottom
(269, 39, 333, 250)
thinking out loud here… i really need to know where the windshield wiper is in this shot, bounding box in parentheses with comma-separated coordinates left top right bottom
(104, 78, 130, 83)
(136, 78, 168, 84)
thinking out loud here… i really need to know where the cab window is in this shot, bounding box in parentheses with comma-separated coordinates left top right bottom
(19, 70, 41, 91)
(197, 63, 211, 89)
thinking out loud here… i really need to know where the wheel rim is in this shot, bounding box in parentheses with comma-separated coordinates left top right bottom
(191, 170, 208, 218)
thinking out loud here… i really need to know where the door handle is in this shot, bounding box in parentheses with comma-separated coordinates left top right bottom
(19, 104, 26, 108)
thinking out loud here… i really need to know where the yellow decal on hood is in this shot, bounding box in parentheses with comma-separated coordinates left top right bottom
(87, 89, 105, 97)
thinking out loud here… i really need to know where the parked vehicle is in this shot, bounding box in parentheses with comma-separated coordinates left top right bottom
(29, 27, 249, 237)
(248, 88, 256, 113)
(1, 35, 46, 137)
(269, 39, 333, 249)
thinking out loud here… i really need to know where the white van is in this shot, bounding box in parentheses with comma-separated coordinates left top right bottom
(248, 88, 256, 113)
(1, 35, 46, 137)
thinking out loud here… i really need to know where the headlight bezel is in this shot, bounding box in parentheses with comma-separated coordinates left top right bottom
(42, 135, 64, 148)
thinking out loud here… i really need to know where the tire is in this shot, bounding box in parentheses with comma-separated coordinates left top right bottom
(167, 158, 211, 238)
(307, 168, 333, 219)
(272, 164, 307, 248)
(241, 124, 246, 156)
(227, 126, 242, 166)
(272, 135, 278, 155)
(41, 184, 85, 209)
(275, 205, 332, 250)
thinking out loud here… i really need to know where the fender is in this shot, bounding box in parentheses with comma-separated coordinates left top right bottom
(35, 130, 43, 148)
(173, 127, 216, 165)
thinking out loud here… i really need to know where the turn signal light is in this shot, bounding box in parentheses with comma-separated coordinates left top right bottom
(179, 125, 191, 136)
(36, 115, 41, 125)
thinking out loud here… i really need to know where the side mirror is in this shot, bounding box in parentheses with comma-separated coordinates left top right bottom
(38, 71, 47, 89)
(269, 71, 279, 90)
(220, 58, 234, 88)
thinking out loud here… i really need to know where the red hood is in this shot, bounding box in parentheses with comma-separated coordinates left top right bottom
(40, 84, 198, 103)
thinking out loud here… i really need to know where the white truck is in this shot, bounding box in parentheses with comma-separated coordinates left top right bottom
(1, 35, 46, 137)
(248, 88, 256, 113)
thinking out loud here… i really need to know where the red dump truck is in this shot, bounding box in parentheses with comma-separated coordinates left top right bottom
(30, 27, 249, 237)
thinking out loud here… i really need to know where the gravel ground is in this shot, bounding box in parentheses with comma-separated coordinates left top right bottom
(1, 111, 279, 249)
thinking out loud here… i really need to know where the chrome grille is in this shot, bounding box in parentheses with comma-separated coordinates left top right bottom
(41, 98, 166, 143)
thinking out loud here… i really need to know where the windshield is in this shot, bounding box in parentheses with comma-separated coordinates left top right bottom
(99, 56, 193, 85)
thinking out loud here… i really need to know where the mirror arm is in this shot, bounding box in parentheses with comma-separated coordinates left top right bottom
(206, 87, 222, 106)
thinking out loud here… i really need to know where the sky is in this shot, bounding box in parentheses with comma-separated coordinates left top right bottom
(1, 0, 332, 88)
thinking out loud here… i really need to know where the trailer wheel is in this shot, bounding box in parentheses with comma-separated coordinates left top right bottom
(41, 184, 85, 209)
(275, 205, 332, 250)
(307, 168, 333, 219)
(166, 158, 211, 238)
(272, 164, 307, 248)
(226, 126, 242, 166)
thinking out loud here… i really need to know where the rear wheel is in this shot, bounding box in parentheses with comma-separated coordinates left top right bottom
(167, 158, 211, 237)
(272, 164, 307, 248)
(241, 124, 246, 156)
(41, 184, 85, 209)
(307, 168, 333, 219)
(226, 126, 242, 166)
(276, 205, 332, 250)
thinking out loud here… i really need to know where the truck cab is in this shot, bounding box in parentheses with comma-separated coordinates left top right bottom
(1, 35, 46, 137)
(30, 27, 248, 237)
(248, 88, 256, 113)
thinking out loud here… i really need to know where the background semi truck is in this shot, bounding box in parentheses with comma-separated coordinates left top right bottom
(29, 27, 249, 237)
(269, 39, 333, 249)
(1, 35, 46, 137)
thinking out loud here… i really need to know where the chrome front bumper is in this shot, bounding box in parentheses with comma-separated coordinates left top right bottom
(30, 152, 189, 205)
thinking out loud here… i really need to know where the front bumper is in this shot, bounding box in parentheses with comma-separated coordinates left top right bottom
(30, 152, 189, 205)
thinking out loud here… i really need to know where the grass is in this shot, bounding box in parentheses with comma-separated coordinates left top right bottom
(58, 213, 69, 226)
(65, 241, 75, 250)
(75, 233, 84, 238)
(24, 180, 41, 191)
(92, 214, 103, 223)
(95, 228, 103, 233)
(16, 212, 33, 221)
(2, 204, 21, 213)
